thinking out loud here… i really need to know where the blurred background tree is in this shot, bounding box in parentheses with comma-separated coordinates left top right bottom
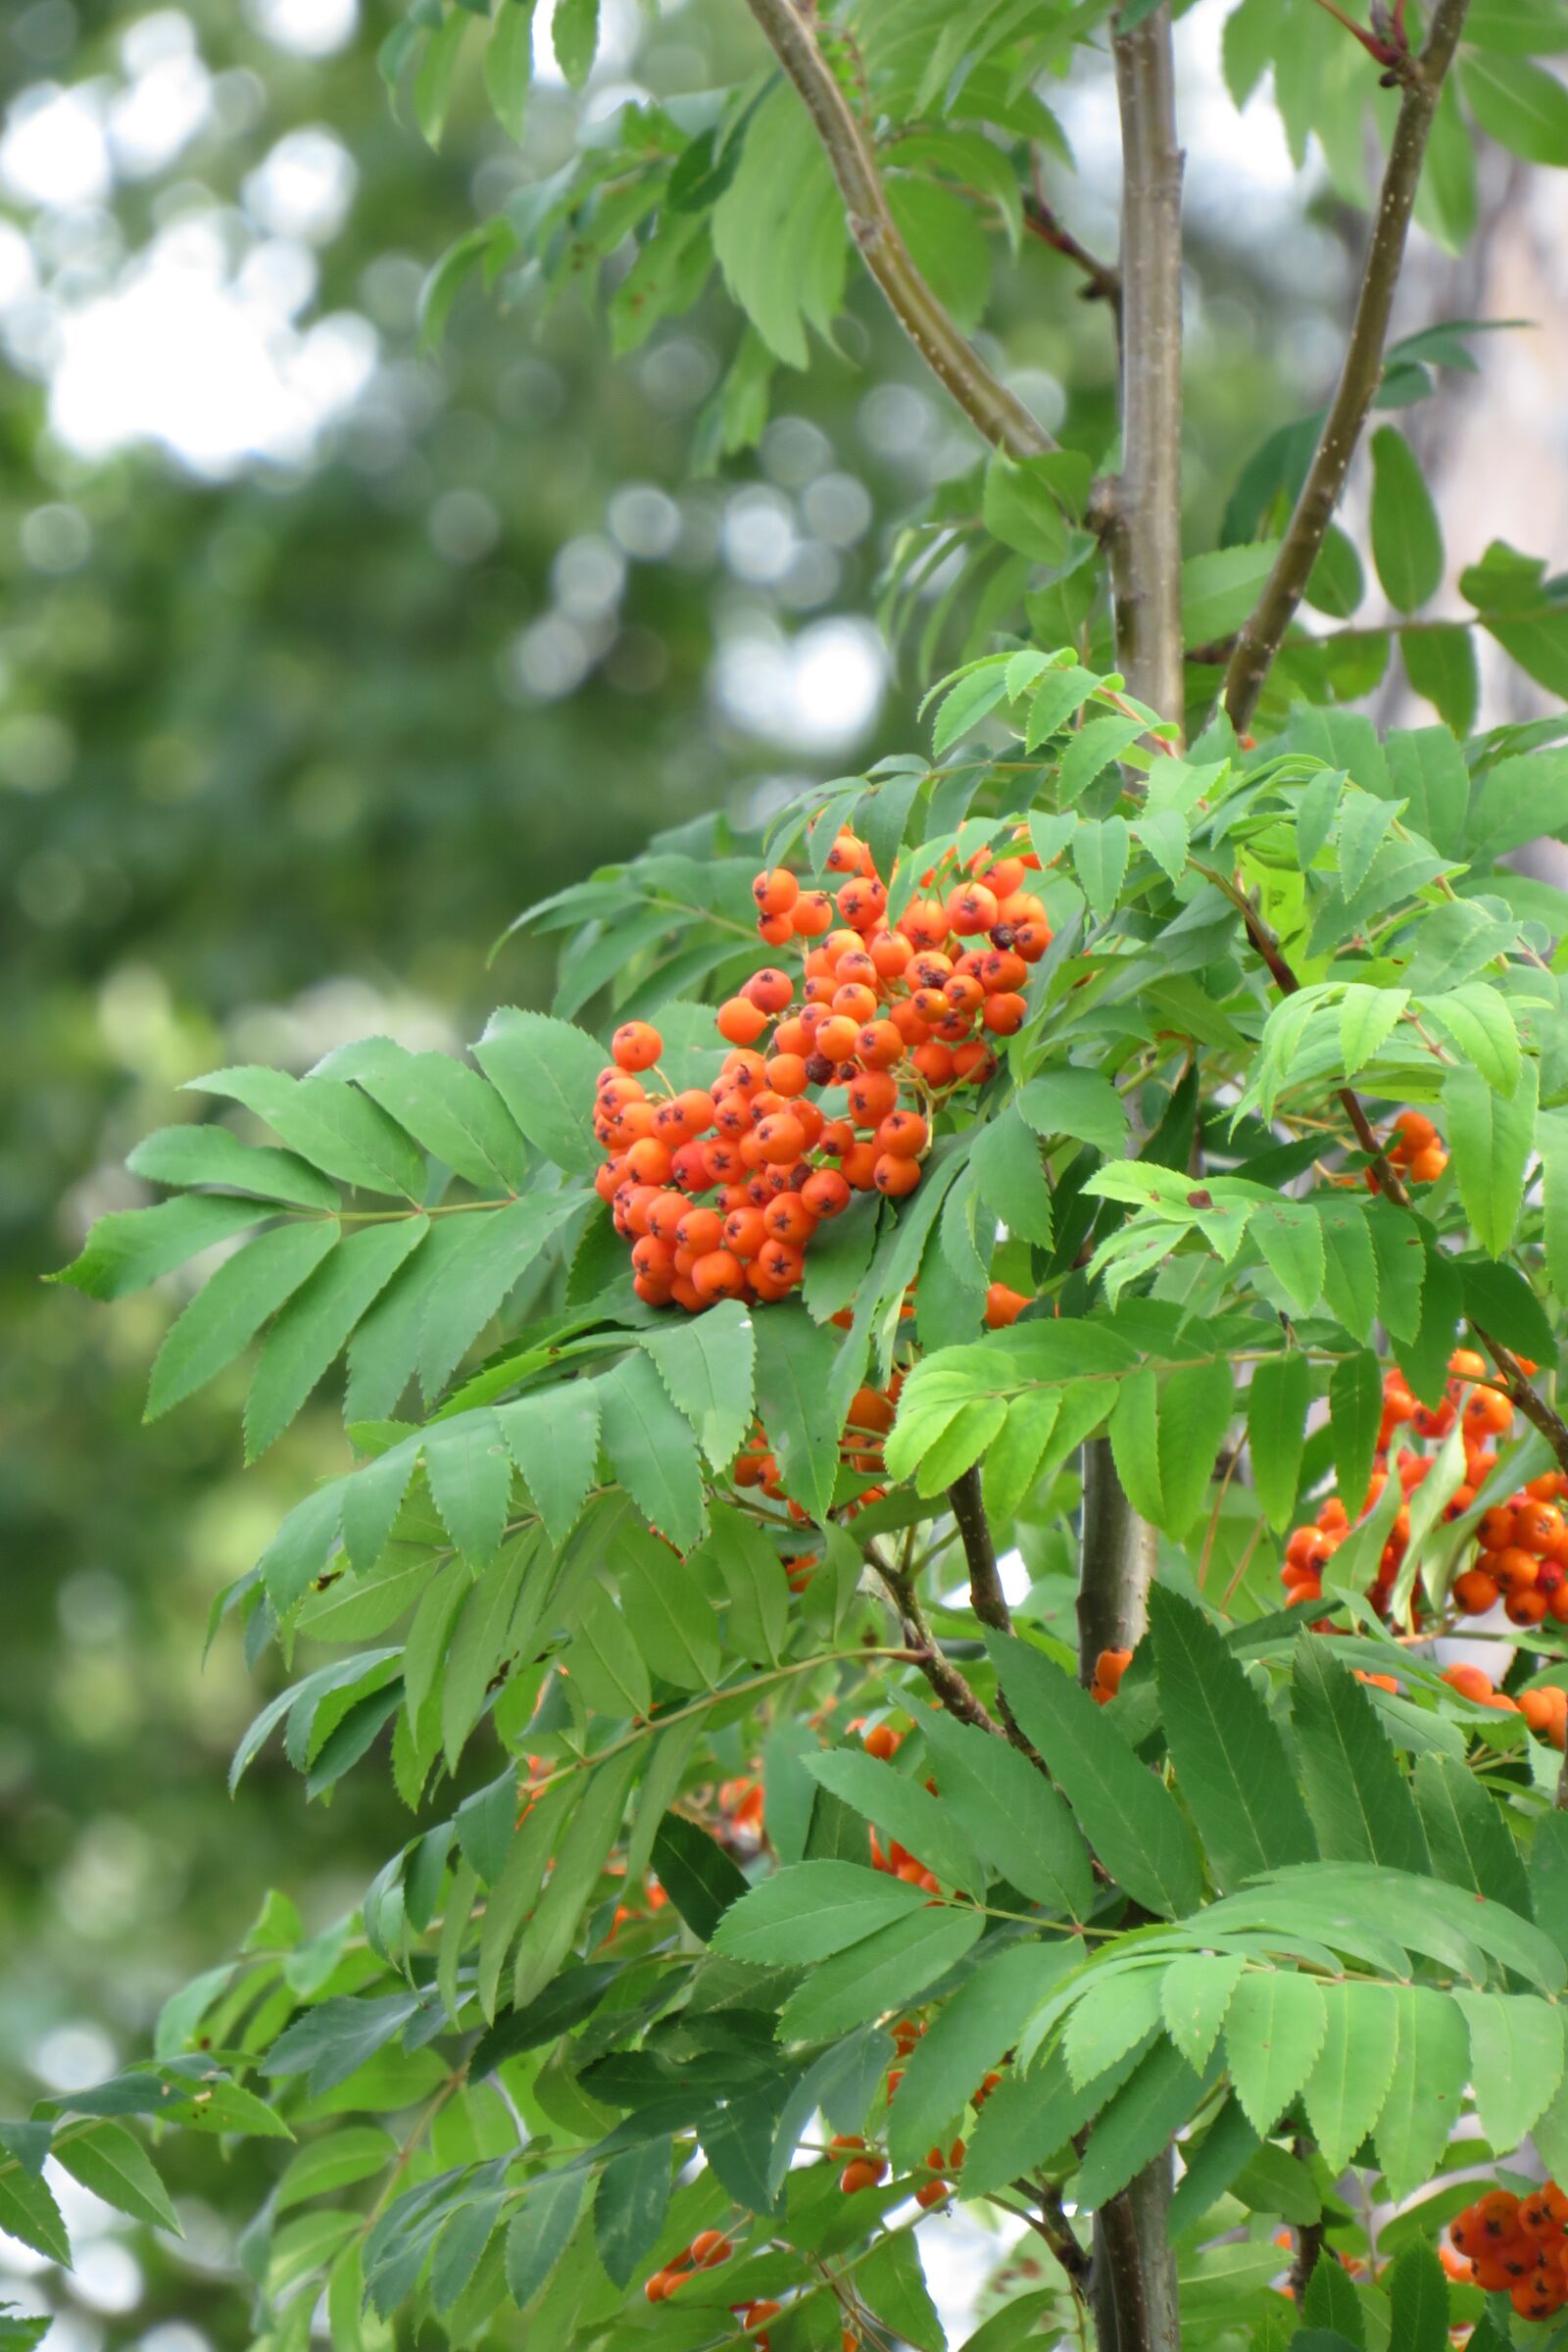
(0, 0, 1488, 2339)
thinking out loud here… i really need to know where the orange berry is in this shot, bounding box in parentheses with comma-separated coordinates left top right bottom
(876, 1109, 928, 1159)
(744, 966, 795, 1015)
(691, 2230, 731, 2268)
(847, 1069, 900, 1128)
(765, 1054, 810, 1099)
(947, 882, 999, 935)
(863, 1724, 901, 1759)
(612, 1020, 662, 1072)
(857, 1020, 906, 1070)
(984, 1283, 1028, 1329)
(753, 867, 800, 917)
(1451, 1567, 1500, 1615)
(718, 996, 769, 1047)
(841, 1141, 880, 1190)
(874, 1154, 921, 1198)
(814, 1013, 859, 1062)
(801, 1168, 852, 1219)
(1442, 1662, 1494, 1702)
(982, 991, 1028, 1034)
(839, 2157, 888, 2194)
(754, 1112, 806, 1165)
(692, 1249, 747, 1303)
(911, 1041, 957, 1088)
(762, 1196, 815, 1249)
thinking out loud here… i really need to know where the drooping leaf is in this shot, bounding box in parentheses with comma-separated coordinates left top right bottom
(802, 1749, 988, 1899)
(1374, 1984, 1470, 2200)
(1149, 1587, 1317, 1889)
(1290, 1638, 1429, 1873)
(639, 1299, 756, 1471)
(495, 1383, 600, 1549)
(245, 1216, 427, 1458)
(595, 1349, 706, 1551)
(711, 1861, 929, 1966)
(147, 1220, 339, 1420)
(777, 1905, 984, 2043)
(917, 1709, 1094, 1918)
(1444, 1057, 1538, 1257)
(1298, 1984, 1400, 2164)
(188, 1066, 426, 1198)
(886, 1940, 1064, 2174)
(990, 1636, 1203, 1918)
(1452, 1990, 1565, 2152)
(473, 1008, 606, 1175)
(1369, 427, 1444, 612)
(1223, 1968, 1328, 2133)
(1247, 1351, 1310, 1531)
(752, 1302, 842, 1524)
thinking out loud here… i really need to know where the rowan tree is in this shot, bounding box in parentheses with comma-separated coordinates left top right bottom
(14, 0, 1568, 2348)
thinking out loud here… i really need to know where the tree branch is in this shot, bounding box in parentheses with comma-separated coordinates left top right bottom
(1221, 0, 1473, 732)
(1090, 2154, 1181, 2352)
(866, 1550, 1007, 1739)
(949, 1465, 1012, 1638)
(743, 0, 1053, 460)
(1103, 3, 1185, 725)
(1077, 1435, 1160, 1676)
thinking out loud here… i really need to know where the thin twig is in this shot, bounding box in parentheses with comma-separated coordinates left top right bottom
(1214, 871, 1568, 1480)
(1023, 188, 1121, 312)
(743, 0, 1052, 460)
(1222, 0, 1473, 730)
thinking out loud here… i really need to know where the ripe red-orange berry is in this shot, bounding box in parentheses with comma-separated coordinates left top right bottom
(753, 867, 800, 917)
(612, 1020, 662, 1072)
(717, 996, 769, 1046)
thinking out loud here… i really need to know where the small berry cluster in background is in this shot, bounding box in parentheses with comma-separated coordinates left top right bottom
(1280, 1349, 1538, 1620)
(591, 829, 1050, 1311)
(1090, 1646, 1132, 1704)
(1450, 2183, 1568, 2318)
(1364, 1106, 1449, 1192)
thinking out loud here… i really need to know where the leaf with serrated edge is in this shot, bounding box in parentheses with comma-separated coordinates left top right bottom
(1223, 1969, 1328, 2133)
(1452, 1990, 1564, 2152)
(1150, 1588, 1317, 1889)
(1162, 1952, 1247, 2075)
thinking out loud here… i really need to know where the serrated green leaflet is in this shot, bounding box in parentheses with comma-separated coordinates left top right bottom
(1290, 1637, 1429, 1872)
(1149, 1587, 1316, 1889)
(147, 1219, 339, 1420)
(990, 1636, 1203, 1918)
(1222, 1968, 1327, 2132)
(918, 1708, 1093, 1917)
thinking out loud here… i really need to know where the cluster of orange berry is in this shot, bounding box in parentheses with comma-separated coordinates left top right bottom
(1090, 1646, 1132, 1704)
(1450, 1473, 1568, 1628)
(1439, 1661, 1568, 1748)
(590, 830, 1049, 1312)
(727, 2299, 857, 2352)
(645, 2229, 733, 2302)
(1365, 1107, 1448, 1192)
(1279, 1351, 1518, 1618)
(1450, 2183, 1568, 2318)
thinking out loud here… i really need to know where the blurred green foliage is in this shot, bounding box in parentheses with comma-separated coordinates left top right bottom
(0, 0, 1329, 2336)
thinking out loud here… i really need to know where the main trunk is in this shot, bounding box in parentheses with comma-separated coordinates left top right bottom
(1082, 10, 1186, 2349)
